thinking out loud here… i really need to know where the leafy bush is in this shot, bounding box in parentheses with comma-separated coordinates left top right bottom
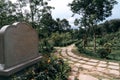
(76, 43, 97, 57)
(11, 57, 71, 80)
(50, 32, 75, 47)
(60, 40, 77, 47)
(107, 53, 120, 61)
(75, 40, 82, 46)
(97, 48, 110, 58)
(39, 39, 54, 56)
(77, 44, 85, 53)
(98, 38, 107, 46)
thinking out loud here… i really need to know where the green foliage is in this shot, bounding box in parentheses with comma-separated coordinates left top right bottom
(39, 39, 54, 56)
(50, 32, 75, 47)
(93, 19, 120, 36)
(75, 42, 97, 57)
(75, 40, 82, 46)
(76, 44, 85, 53)
(69, 0, 117, 52)
(55, 18, 71, 33)
(107, 52, 120, 61)
(98, 38, 107, 46)
(69, 0, 117, 24)
(97, 48, 110, 58)
(11, 57, 71, 80)
(0, 0, 17, 27)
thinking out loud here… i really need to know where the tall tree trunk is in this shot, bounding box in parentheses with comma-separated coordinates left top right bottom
(93, 32, 96, 52)
(83, 38, 85, 49)
(83, 34, 87, 49)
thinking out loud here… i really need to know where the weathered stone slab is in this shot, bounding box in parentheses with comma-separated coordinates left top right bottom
(99, 61, 107, 64)
(98, 63, 107, 68)
(89, 59, 99, 63)
(0, 22, 41, 76)
(82, 58, 89, 61)
(78, 74, 98, 80)
(74, 63, 81, 67)
(71, 67, 78, 72)
(78, 60, 87, 64)
(68, 76, 75, 80)
(108, 69, 119, 76)
(82, 64, 93, 70)
(108, 65, 119, 70)
(108, 62, 119, 66)
(96, 67, 105, 72)
(86, 62, 97, 66)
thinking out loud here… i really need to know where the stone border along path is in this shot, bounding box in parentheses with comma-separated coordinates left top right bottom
(56, 44, 120, 80)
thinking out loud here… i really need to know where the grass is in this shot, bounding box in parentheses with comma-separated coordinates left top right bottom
(72, 46, 120, 63)
(111, 50, 120, 54)
(71, 47, 101, 60)
(107, 50, 120, 61)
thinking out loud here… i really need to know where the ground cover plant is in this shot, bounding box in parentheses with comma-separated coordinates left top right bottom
(11, 56, 71, 80)
(75, 30, 120, 61)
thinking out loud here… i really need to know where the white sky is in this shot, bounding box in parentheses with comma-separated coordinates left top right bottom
(10, 0, 120, 28)
(49, 0, 120, 28)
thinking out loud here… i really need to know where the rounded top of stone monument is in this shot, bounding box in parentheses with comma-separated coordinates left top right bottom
(0, 22, 33, 34)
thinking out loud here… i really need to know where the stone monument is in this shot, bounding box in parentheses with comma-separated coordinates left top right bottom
(0, 22, 41, 76)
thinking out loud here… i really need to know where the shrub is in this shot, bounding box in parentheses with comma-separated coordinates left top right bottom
(61, 40, 77, 47)
(98, 38, 107, 46)
(97, 48, 110, 58)
(11, 57, 71, 80)
(77, 44, 85, 53)
(50, 32, 75, 47)
(39, 39, 54, 56)
(75, 40, 82, 46)
(76, 43, 97, 57)
(107, 54, 120, 61)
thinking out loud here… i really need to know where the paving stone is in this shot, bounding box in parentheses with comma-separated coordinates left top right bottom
(101, 79, 110, 80)
(108, 65, 119, 70)
(98, 63, 107, 67)
(108, 62, 119, 66)
(86, 62, 97, 66)
(71, 71, 77, 75)
(77, 57, 83, 60)
(69, 52, 83, 59)
(82, 64, 93, 70)
(68, 52, 77, 57)
(74, 63, 81, 67)
(99, 61, 107, 64)
(61, 52, 67, 57)
(63, 59, 67, 61)
(89, 59, 99, 63)
(72, 67, 79, 72)
(78, 60, 87, 64)
(69, 57, 78, 62)
(78, 74, 98, 80)
(96, 67, 106, 72)
(108, 69, 120, 76)
(68, 76, 75, 80)
(82, 58, 90, 61)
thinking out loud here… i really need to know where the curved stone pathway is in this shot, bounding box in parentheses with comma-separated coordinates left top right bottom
(56, 44, 120, 80)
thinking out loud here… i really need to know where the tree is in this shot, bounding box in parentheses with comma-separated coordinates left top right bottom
(40, 13, 57, 37)
(96, 19, 120, 35)
(69, 0, 117, 52)
(15, 0, 53, 26)
(60, 19, 71, 32)
(56, 18, 71, 33)
(0, 0, 17, 27)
